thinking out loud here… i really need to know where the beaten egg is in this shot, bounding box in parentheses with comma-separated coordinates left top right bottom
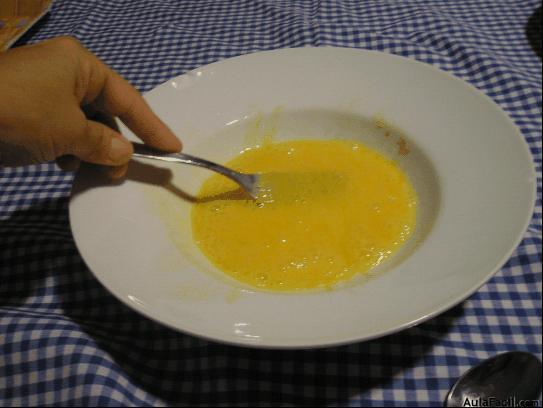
(191, 140, 417, 292)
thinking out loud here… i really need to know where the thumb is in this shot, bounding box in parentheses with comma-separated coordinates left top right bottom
(71, 119, 133, 165)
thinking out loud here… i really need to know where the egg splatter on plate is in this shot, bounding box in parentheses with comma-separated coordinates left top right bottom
(191, 140, 417, 292)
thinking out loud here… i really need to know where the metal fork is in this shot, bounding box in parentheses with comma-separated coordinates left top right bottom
(132, 142, 259, 199)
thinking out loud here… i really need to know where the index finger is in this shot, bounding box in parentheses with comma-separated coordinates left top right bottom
(85, 54, 182, 153)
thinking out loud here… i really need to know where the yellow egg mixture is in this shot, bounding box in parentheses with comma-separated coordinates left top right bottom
(191, 140, 417, 292)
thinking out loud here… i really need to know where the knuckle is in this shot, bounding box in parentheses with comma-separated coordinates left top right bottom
(52, 35, 82, 51)
(114, 97, 136, 121)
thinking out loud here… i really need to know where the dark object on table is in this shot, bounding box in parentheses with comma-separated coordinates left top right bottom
(525, 5, 542, 59)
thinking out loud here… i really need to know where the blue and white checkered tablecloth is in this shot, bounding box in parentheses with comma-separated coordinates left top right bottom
(0, 0, 541, 406)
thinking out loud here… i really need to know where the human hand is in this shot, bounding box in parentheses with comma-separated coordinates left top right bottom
(0, 36, 182, 178)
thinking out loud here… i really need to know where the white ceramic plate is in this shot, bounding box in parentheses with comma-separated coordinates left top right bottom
(70, 47, 535, 348)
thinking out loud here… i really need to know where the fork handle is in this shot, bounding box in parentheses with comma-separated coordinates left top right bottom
(131, 142, 256, 195)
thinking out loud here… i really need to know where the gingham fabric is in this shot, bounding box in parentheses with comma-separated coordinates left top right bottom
(1, 0, 541, 406)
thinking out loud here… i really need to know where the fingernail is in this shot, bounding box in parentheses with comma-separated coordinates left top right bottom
(109, 138, 131, 163)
